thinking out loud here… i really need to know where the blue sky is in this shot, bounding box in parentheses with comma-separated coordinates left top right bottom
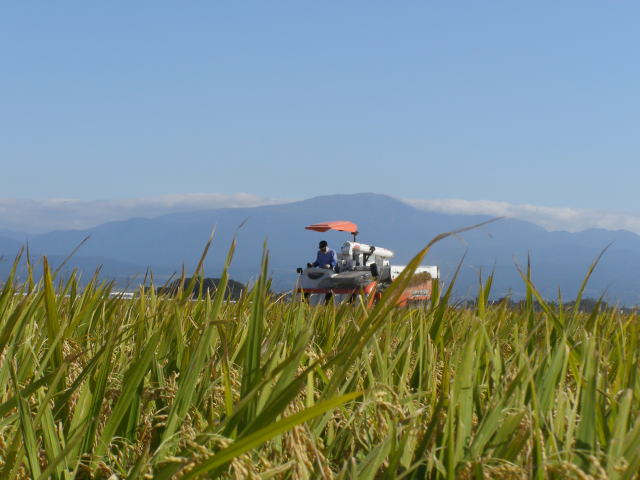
(1, 2, 639, 221)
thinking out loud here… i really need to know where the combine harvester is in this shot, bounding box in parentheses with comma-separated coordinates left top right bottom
(296, 221, 439, 306)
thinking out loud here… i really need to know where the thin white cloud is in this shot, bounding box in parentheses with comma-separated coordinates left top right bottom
(3, 193, 640, 237)
(405, 198, 640, 234)
(0, 193, 283, 234)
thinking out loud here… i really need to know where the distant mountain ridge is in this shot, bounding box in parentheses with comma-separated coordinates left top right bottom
(1, 193, 639, 304)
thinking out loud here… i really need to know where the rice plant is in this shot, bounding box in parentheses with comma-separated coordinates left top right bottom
(0, 237, 639, 479)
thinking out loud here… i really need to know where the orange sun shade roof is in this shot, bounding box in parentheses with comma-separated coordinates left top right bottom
(305, 221, 358, 234)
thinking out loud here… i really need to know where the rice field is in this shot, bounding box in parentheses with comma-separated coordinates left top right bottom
(1, 236, 639, 479)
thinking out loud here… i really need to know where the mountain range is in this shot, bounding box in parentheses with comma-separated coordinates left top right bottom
(1, 193, 639, 304)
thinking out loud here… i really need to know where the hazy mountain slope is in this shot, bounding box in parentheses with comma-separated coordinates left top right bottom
(0, 229, 29, 242)
(0, 252, 173, 287)
(0, 236, 23, 257)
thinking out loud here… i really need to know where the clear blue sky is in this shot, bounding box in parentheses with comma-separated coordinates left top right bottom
(2, 2, 638, 211)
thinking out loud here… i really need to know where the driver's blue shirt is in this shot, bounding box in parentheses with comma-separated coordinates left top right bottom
(313, 248, 338, 269)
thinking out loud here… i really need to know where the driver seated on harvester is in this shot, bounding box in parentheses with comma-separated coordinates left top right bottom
(308, 240, 338, 271)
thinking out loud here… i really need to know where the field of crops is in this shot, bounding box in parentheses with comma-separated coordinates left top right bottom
(1, 237, 640, 479)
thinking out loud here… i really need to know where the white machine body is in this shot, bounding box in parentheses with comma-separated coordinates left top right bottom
(338, 241, 394, 271)
(390, 265, 440, 281)
(298, 240, 439, 292)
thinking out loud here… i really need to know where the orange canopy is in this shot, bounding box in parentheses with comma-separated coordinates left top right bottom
(305, 221, 358, 234)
